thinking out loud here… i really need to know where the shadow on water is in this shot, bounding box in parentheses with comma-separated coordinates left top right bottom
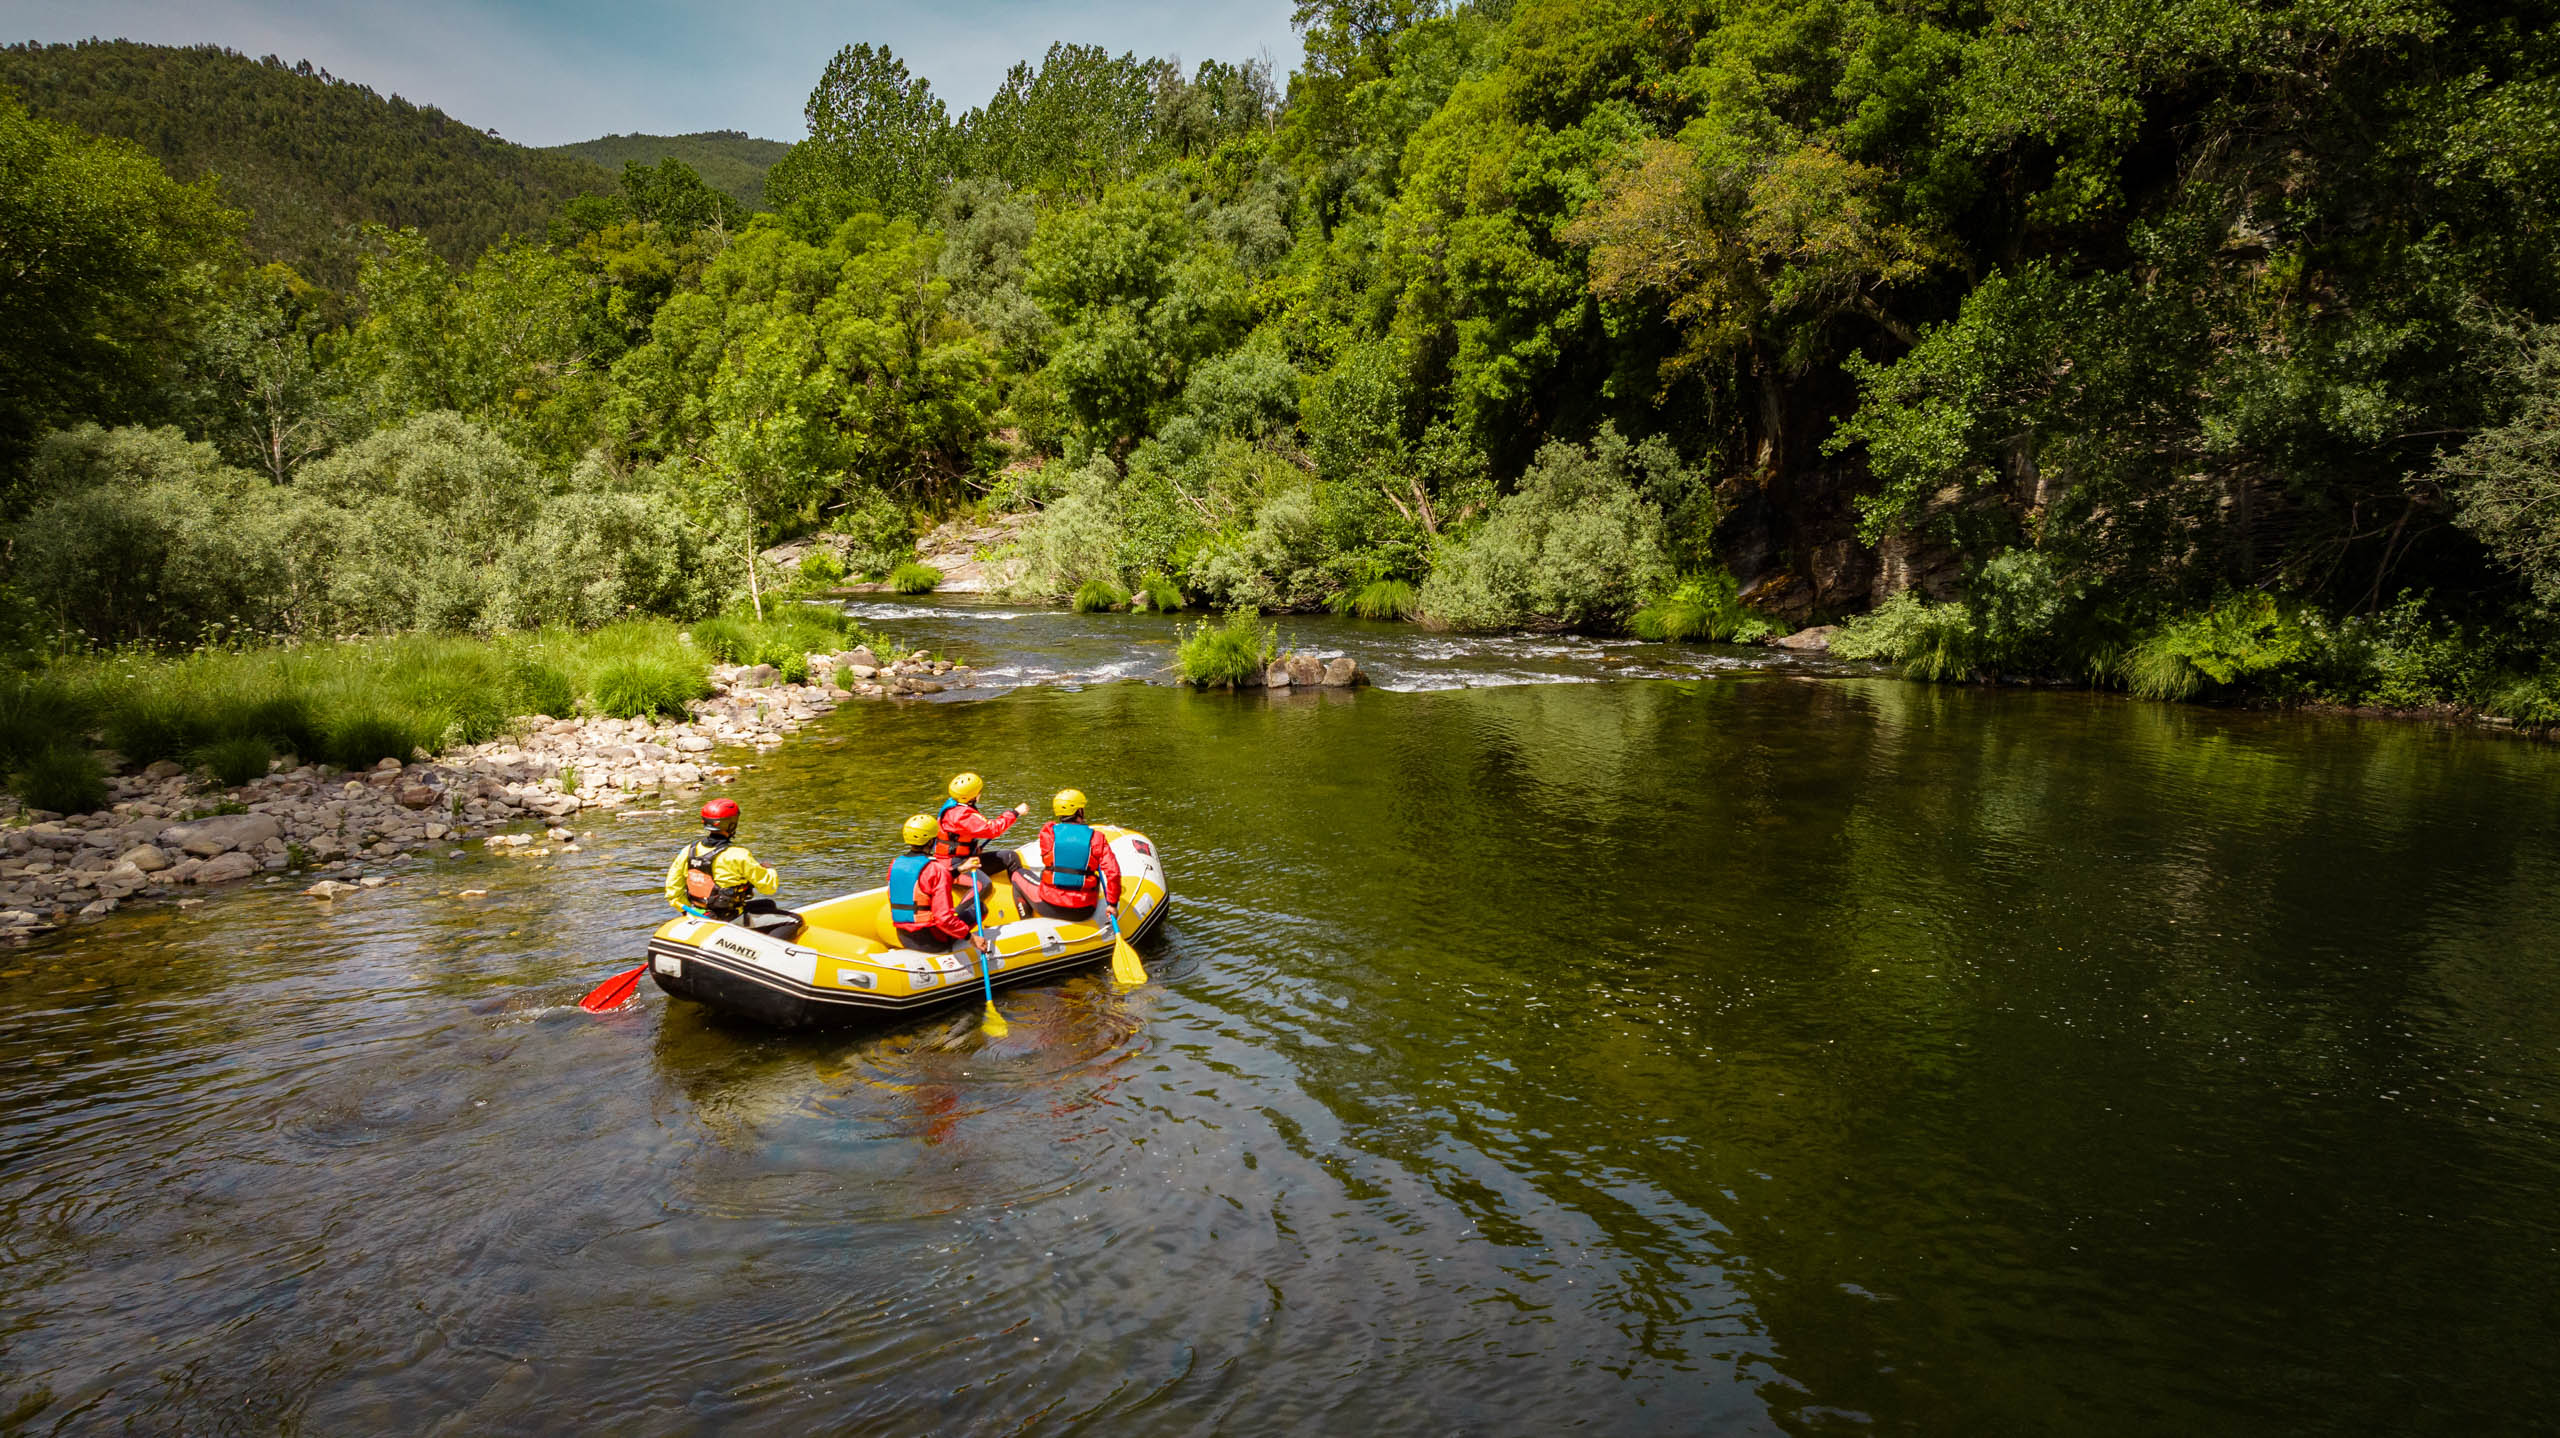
(1, 655, 2558, 1432)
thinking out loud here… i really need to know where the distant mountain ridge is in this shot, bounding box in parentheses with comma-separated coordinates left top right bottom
(0, 39, 614, 286)
(544, 131, 789, 210)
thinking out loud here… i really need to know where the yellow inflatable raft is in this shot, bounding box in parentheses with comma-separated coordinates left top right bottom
(644, 827, 1169, 1029)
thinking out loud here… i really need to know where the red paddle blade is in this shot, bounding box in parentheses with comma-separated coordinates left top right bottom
(578, 962, 649, 1013)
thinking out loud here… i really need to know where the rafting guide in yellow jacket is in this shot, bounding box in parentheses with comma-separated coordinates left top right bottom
(663, 798, 803, 941)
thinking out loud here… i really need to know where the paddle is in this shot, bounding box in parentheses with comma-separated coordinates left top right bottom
(966, 863, 1009, 1038)
(1107, 879, 1147, 987)
(578, 959, 647, 1013)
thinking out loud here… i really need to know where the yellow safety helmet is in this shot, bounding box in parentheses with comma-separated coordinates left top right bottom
(901, 813, 937, 847)
(1053, 788, 1088, 818)
(947, 772, 983, 802)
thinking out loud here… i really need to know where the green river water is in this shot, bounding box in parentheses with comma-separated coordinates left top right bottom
(3, 603, 2558, 1434)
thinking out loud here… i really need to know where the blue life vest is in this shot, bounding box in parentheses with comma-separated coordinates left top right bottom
(933, 797, 980, 859)
(1049, 822, 1098, 892)
(888, 853, 933, 925)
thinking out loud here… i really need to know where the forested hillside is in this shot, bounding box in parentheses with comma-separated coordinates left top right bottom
(12, 2, 2560, 719)
(544, 131, 790, 209)
(0, 40, 613, 284)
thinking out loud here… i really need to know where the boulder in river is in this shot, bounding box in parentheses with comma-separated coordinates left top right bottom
(1284, 655, 1326, 688)
(118, 844, 171, 873)
(1320, 657, 1363, 687)
(1773, 625, 1838, 652)
(303, 880, 360, 900)
(192, 852, 260, 884)
(1263, 663, 1291, 689)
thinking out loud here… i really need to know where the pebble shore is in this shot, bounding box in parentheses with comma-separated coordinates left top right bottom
(0, 644, 974, 940)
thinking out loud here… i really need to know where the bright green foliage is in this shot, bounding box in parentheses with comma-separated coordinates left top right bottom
(1177, 610, 1277, 686)
(2114, 595, 2315, 702)
(1073, 578, 1130, 612)
(1828, 593, 1984, 682)
(766, 44, 955, 224)
(890, 562, 943, 594)
(0, 90, 238, 476)
(1631, 570, 1775, 644)
(1133, 574, 1185, 612)
(1332, 577, 1418, 620)
(799, 550, 848, 585)
(1419, 427, 1683, 631)
(1028, 187, 1251, 451)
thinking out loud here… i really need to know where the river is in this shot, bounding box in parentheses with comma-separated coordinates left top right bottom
(2, 602, 2556, 1433)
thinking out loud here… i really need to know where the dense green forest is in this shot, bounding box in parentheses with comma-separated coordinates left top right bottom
(544, 131, 791, 210)
(0, 40, 615, 285)
(12, 4, 2560, 720)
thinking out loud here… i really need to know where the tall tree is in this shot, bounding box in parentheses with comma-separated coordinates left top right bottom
(0, 91, 237, 482)
(765, 44, 955, 224)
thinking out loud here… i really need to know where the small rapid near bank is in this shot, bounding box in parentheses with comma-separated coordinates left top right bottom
(4, 622, 2560, 1434)
(838, 595, 1857, 692)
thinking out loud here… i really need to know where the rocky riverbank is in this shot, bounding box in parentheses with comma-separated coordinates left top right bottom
(0, 643, 974, 941)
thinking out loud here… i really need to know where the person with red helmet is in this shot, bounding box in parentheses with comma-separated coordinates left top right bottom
(664, 798, 801, 939)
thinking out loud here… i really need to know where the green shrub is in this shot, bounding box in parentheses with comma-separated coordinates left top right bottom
(327, 711, 426, 769)
(1178, 611, 1278, 687)
(1629, 570, 1772, 643)
(890, 562, 943, 595)
(1074, 578, 1130, 612)
(591, 657, 710, 719)
(1416, 426, 1681, 631)
(1133, 574, 1184, 613)
(507, 657, 575, 720)
(2114, 594, 2311, 701)
(2484, 665, 2560, 723)
(193, 734, 272, 787)
(1331, 577, 1418, 621)
(690, 615, 753, 663)
(1830, 593, 1984, 682)
(0, 675, 93, 773)
(798, 549, 848, 585)
(13, 744, 105, 814)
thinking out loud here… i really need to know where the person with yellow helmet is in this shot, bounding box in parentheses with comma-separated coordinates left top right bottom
(666, 798, 802, 939)
(933, 771, 1030, 875)
(1022, 788, 1123, 921)
(885, 812, 983, 953)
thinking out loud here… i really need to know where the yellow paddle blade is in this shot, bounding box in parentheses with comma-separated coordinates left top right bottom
(981, 1001, 1010, 1037)
(1111, 936, 1148, 987)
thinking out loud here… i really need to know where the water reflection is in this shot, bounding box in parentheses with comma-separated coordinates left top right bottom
(1, 676, 2558, 1432)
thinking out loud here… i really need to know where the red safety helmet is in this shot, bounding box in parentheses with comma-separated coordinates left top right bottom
(700, 798, 740, 830)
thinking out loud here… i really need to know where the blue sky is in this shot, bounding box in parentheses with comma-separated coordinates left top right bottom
(1, 0, 1304, 146)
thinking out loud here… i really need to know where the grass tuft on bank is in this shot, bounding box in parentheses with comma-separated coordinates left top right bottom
(1178, 611, 1277, 687)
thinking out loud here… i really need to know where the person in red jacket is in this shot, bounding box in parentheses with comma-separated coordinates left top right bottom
(934, 771, 1030, 874)
(1018, 788, 1124, 922)
(887, 812, 989, 954)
